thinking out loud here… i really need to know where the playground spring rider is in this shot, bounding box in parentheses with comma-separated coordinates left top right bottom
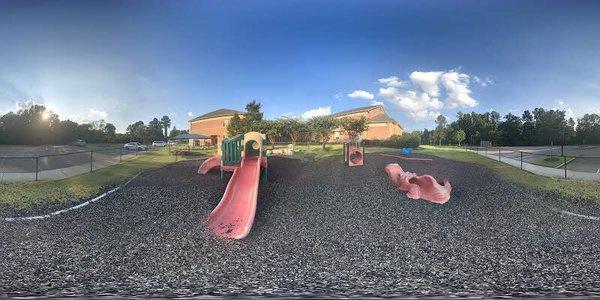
(343, 142, 365, 167)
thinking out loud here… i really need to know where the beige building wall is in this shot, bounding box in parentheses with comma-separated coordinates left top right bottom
(189, 115, 236, 146)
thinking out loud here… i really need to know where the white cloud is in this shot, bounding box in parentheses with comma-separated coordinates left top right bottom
(333, 93, 343, 100)
(410, 110, 443, 121)
(379, 87, 443, 121)
(301, 106, 331, 120)
(371, 100, 384, 106)
(89, 108, 108, 119)
(473, 76, 494, 87)
(365, 70, 483, 122)
(410, 71, 443, 97)
(348, 90, 374, 100)
(378, 76, 403, 87)
(440, 72, 478, 109)
(187, 111, 193, 117)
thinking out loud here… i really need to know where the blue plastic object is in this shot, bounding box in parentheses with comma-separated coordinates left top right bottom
(401, 147, 413, 155)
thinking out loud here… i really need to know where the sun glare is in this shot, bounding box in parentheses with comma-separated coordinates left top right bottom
(41, 110, 51, 120)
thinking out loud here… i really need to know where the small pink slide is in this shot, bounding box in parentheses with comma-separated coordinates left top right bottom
(206, 156, 261, 239)
(385, 163, 451, 204)
(198, 155, 221, 174)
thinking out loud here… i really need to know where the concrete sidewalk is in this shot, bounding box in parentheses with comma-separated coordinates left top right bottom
(472, 149, 600, 181)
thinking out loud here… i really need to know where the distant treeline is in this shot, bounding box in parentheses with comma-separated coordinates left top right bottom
(420, 109, 600, 146)
(0, 105, 187, 145)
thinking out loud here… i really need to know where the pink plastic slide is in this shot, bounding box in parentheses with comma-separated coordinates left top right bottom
(198, 155, 221, 174)
(385, 163, 451, 204)
(207, 156, 261, 239)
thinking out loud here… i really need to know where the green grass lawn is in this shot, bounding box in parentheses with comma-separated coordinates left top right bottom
(416, 147, 600, 203)
(531, 156, 575, 168)
(169, 146, 218, 157)
(0, 148, 178, 211)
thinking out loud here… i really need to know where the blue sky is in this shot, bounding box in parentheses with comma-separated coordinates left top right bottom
(1, 0, 599, 132)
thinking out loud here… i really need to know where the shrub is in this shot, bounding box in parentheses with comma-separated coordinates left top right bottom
(363, 133, 421, 148)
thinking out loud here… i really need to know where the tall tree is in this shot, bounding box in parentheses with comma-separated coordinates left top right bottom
(227, 113, 244, 136)
(522, 110, 535, 146)
(104, 123, 117, 142)
(533, 108, 566, 145)
(434, 114, 447, 146)
(160, 115, 171, 137)
(226, 100, 264, 135)
(243, 100, 263, 132)
(576, 113, 600, 144)
(498, 113, 523, 146)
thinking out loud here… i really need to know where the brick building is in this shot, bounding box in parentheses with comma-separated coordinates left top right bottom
(188, 105, 402, 146)
(188, 108, 244, 146)
(331, 105, 403, 141)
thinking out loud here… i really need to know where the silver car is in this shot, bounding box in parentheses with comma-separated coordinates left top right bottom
(123, 142, 147, 151)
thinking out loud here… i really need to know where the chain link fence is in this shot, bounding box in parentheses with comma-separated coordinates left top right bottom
(0, 147, 154, 182)
(465, 146, 600, 181)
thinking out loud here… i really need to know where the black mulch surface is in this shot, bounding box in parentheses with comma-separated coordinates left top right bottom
(1, 153, 600, 297)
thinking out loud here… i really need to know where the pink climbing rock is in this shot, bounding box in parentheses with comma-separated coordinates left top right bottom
(385, 163, 452, 204)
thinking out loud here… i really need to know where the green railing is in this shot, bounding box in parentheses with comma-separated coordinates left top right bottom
(221, 134, 244, 165)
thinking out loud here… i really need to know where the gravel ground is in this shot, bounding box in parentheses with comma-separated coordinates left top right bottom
(1, 153, 600, 297)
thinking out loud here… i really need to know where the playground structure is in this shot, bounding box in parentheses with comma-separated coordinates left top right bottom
(199, 132, 268, 239)
(343, 142, 365, 167)
(385, 163, 451, 204)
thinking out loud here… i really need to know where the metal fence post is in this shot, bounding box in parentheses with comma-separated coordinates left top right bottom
(90, 151, 94, 172)
(498, 147, 501, 161)
(564, 156, 567, 179)
(520, 151, 523, 170)
(35, 156, 39, 181)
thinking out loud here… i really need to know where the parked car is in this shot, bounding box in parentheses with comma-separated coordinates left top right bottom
(123, 142, 147, 151)
(72, 139, 86, 147)
(152, 141, 167, 147)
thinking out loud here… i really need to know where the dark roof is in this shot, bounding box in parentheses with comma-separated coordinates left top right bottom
(189, 108, 244, 122)
(171, 133, 210, 140)
(331, 105, 382, 117)
(369, 112, 396, 123)
(368, 113, 404, 129)
(369, 113, 404, 129)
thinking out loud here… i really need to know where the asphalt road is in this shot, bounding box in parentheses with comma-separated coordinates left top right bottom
(1, 154, 600, 297)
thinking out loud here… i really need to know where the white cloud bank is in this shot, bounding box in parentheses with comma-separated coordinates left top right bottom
(373, 70, 480, 121)
(348, 90, 374, 100)
(89, 108, 108, 119)
(378, 76, 404, 88)
(301, 106, 331, 120)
